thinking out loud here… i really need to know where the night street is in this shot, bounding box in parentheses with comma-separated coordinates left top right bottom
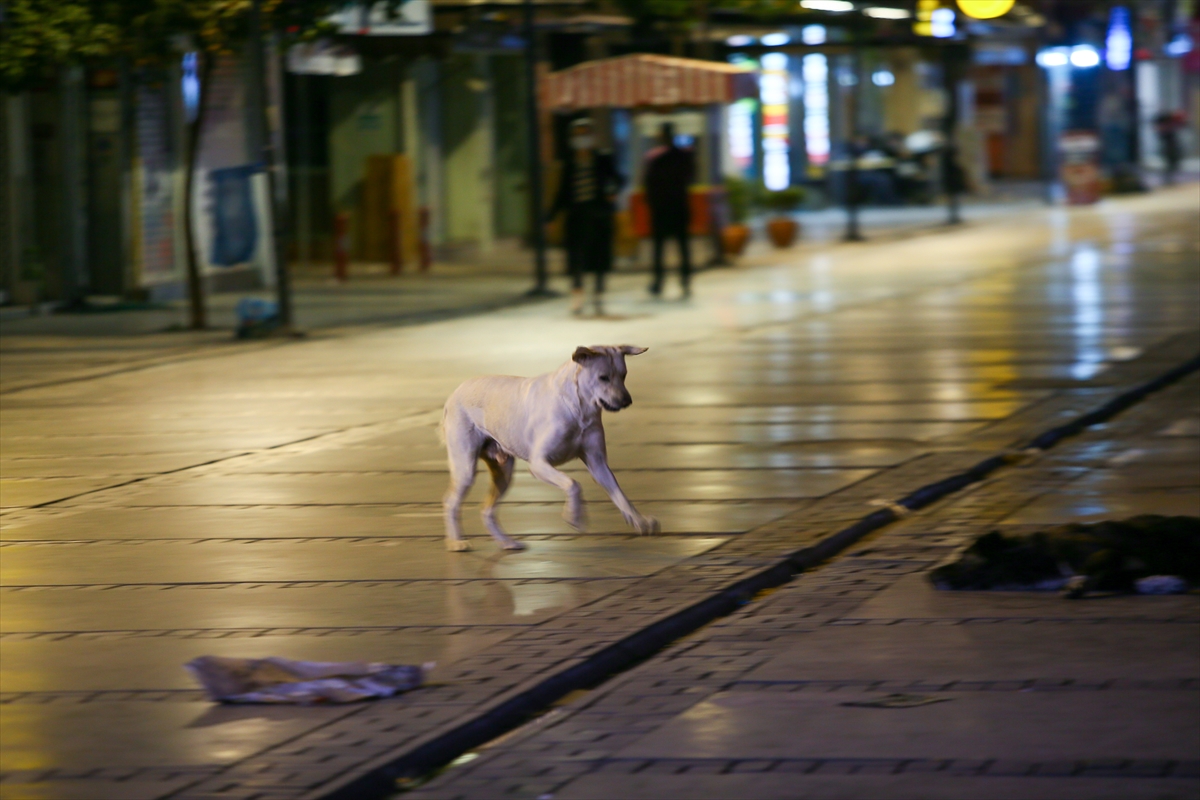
(4, 0, 1200, 796)
(1, 187, 1197, 799)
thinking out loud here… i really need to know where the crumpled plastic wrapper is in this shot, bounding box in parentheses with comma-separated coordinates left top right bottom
(1134, 575, 1189, 595)
(185, 655, 433, 704)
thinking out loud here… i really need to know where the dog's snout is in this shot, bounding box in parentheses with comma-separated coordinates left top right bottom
(620, 391, 633, 408)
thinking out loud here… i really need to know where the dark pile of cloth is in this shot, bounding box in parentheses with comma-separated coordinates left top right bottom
(930, 515, 1200, 598)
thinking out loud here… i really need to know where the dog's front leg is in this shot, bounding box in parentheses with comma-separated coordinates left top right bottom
(581, 449, 659, 535)
(528, 457, 586, 531)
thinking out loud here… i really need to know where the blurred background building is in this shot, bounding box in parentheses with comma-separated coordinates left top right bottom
(1, 0, 1197, 309)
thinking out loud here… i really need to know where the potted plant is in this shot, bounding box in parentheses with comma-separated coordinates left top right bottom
(720, 176, 753, 257)
(762, 187, 805, 248)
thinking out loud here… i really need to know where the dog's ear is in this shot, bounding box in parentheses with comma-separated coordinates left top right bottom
(572, 346, 601, 363)
(618, 345, 648, 356)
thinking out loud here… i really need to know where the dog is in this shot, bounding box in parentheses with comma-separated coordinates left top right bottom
(930, 515, 1200, 597)
(440, 345, 659, 552)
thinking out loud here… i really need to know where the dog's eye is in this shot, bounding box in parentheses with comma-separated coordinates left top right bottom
(599, 375, 610, 382)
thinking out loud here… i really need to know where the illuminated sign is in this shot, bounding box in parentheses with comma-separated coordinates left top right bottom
(802, 54, 829, 167)
(760, 53, 791, 190)
(1106, 8, 1132, 70)
(329, 1, 431, 36)
(865, 7, 911, 19)
(728, 98, 756, 174)
(800, 0, 854, 11)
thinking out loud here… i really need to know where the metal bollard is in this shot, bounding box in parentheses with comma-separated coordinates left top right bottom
(333, 211, 349, 282)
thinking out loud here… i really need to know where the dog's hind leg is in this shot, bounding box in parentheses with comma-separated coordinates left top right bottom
(442, 411, 480, 552)
(480, 444, 523, 550)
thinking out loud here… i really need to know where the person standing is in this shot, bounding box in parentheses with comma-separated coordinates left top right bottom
(548, 118, 624, 316)
(643, 122, 695, 298)
(1153, 110, 1185, 185)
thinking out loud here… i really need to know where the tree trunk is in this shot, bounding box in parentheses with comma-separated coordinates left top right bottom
(182, 54, 213, 330)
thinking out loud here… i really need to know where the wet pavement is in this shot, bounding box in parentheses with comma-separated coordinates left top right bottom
(0, 185, 1197, 799)
(0, 184, 1048, 395)
(412, 369, 1200, 800)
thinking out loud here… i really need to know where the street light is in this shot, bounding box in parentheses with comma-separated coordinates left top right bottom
(1069, 45, 1101, 69)
(800, 0, 854, 12)
(1165, 34, 1194, 56)
(1036, 48, 1069, 68)
(956, 0, 1015, 20)
(802, 25, 827, 45)
(864, 7, 911, 19)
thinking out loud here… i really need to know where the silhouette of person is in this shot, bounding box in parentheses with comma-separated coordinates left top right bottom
(548, 118, 624, 315)
(643, 122, 695, 298)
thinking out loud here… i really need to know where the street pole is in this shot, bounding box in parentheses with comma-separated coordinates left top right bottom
(843, 44, 864, 242)
(523, 0, 552, 296)
(942, 45, 963, 226)
(61, 65, 89, 307)
(298, 73, 312, 271)
(250, 0, 294, 329)
(1128, 68, 1141, 171)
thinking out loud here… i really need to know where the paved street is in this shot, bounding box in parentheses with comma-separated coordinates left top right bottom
(0, 188, 1048, 397)
(412, 367, 1200, 800)
(0, 186, 1197, 800)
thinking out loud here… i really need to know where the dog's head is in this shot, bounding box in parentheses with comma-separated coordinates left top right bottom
(572, 345, 648, 413)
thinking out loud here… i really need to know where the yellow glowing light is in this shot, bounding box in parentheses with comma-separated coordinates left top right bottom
(956, 0, 1015, 19)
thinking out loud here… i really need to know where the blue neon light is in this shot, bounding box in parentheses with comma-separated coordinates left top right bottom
(1106, 7, 1132, 70)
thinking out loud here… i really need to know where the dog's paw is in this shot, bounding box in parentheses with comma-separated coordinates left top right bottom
(498, 537, 527, 551)
(634, 516, 660, 535)
(562, 507, 587, 532)
(445, 539, 473, 552)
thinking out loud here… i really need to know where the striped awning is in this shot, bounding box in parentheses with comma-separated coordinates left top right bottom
(542, 54, 758, 111)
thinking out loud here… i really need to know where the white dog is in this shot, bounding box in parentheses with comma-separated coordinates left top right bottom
(440, 345, 659, 552)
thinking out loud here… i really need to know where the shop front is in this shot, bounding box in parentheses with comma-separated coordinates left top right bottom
(542, 54, 758, 257)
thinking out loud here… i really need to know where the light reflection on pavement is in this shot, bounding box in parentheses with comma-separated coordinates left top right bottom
(1, 186, 1197, 786)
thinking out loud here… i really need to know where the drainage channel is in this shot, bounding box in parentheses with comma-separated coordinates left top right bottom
(324, 351, 1200, 800)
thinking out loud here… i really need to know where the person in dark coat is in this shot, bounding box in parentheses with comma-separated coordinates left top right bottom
(643, 122, 695, 298)
(548, 118, 625, 316)
(1154, 110, 1185, 185)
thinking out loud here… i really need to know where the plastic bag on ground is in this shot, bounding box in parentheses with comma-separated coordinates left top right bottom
(185, 655, 432, 704)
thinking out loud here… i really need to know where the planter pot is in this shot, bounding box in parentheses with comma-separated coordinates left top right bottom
(721, 224, 751, 257)
(766, 217, 799, 248)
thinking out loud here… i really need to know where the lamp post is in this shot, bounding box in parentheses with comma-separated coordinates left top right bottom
(843, 39, 864, 242)
(942, 45, 963, 226)
(250, 0, 293, 328)
(523, 0, 552, 296)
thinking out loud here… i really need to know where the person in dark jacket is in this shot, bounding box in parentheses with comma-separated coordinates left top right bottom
(1154, 110, 1185, 185)
(548, 118, 625, 316)
(643, 122, 695, 298)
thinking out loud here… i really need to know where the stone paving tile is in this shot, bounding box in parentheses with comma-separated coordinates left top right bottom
(4, 197, 1199, 799)
(409, 372, 1200, 800)
(548, 774, 1200, 800)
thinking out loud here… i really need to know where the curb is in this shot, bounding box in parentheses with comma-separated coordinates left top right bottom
(319, 351, 1200, 800)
